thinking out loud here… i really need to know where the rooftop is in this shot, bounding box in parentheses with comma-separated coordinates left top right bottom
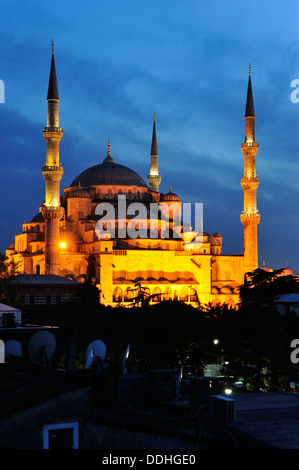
(12, 274, 81, 286)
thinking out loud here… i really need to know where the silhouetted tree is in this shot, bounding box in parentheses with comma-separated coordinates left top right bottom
(0, 252, 21, 306)
(239, 268, 299, 307)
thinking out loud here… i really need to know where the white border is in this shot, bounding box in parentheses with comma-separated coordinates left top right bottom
(43, 421, 79, 449)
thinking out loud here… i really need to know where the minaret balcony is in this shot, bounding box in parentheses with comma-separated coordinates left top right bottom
(241, 142, 259, 149)
(42, 165, 63, 172)
(43, 126, 63, 133)
(240, 212, 260, 225)
(241, 177, 259, 191)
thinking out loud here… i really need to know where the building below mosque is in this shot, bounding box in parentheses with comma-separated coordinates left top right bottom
(5, 46, 262, 307)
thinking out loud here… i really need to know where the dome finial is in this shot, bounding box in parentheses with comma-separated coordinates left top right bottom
(249, 63, 251, 76)
(103, 137, 114, 163)
(170, 185, 172, 192)
(52, 40, 55, 55)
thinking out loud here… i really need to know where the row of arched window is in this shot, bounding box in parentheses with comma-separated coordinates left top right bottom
(96, 189, 152, 201)
(112, 286, 198, 303)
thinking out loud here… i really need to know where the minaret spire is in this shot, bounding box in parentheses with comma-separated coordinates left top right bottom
(41, 42, 64, 275)
(245, 63, 255, 120)
(47, 41, 59, 101)
(240, 65, 260, 273)
(147, 114, 161, 192)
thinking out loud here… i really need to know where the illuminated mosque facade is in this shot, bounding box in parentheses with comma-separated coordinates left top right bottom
(6, 46, 261, 307)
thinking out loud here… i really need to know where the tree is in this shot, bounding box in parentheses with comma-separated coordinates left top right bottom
(239, 268, 299, 307)
(128, 283, 162, 307)
(0, 252, 21, 306)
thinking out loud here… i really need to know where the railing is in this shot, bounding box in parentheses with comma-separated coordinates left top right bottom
(43, 127, 63, 133)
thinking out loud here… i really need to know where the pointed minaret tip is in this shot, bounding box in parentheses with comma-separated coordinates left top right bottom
(47, 41, 59, 101)
(245, 63, 255, 118)
(150, 114, 158, 157)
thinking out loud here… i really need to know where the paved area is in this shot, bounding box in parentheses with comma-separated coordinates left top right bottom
(227, 392, 299, 449)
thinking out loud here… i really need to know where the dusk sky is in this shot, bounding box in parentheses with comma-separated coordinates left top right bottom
(1, 0, 299, 272)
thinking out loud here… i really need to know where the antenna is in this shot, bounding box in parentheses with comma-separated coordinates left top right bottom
(85, 340, 106, 369)
(176, 366, 184, 400)
(5, 339, 23, 358)
(84, 347, 94, 369)
(27, 330, 56, 364)
(122, 344, 130, 374)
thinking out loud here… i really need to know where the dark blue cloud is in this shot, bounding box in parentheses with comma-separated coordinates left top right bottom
(1, 0, 299, 273)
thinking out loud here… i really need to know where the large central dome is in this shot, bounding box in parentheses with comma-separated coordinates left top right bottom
(70, 161, 148, 188)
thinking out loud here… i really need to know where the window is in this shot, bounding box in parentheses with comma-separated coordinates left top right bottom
(113, 287, 123, 303)
(46, 295, 51, 305)
(179, 287, 189, 302)
(152, 287, 161, 303)
(43, 422, 79, 449)
(124, 287, 135, 302)
(189, 288, 198, 302)
(163, 287, 172, 301)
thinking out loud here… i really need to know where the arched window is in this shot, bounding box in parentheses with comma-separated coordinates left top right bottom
(179, 287, 189, 302)
(163, 287, 172, 301)
(189, 288, 198, 302)
(152, 287, 162, 303)
(124, 287, 135, 302)
(113, 287, 123, 303)
(173, 289, 178, 301)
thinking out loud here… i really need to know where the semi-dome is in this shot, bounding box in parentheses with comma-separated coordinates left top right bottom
(70, 160, 148, 189)
(67, 186, 90, 198)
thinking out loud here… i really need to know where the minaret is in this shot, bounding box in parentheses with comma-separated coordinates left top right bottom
(41, 42, 64, 275)
(147, 114, 161, 192)
(240, 65, 260, 273)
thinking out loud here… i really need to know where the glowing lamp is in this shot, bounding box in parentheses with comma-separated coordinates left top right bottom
(60, 241, 66, 249)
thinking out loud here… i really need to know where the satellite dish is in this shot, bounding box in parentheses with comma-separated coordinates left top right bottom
(85, 340, 106, 363)
(84, 347, 95, 369)
(122, 344, 130, 372)
(27, 330, 56, 364)
(5, 340, 23, 358)
(176, 366, 184, 399)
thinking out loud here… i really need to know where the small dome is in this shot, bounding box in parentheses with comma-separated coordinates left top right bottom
(260, 261, 273, 272)
(162, 187, 180, 202)
(30, 212, 44, 223)
(67, 186, 90, 198)
(213, 233, 222, 237)
(278, 267, 298, 276)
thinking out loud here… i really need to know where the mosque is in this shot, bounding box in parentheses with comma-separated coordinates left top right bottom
(5, 46, 262, 307)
